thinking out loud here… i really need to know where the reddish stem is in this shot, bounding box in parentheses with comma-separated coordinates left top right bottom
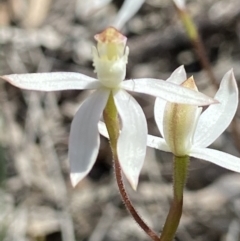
(114, 159, 160, 241)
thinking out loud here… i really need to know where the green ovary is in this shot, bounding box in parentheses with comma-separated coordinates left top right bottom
(163, 102, 198, 156)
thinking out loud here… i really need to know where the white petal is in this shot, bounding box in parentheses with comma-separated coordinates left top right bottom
(166, 66, 187, 84)
(69, 88, 110, 187)
(114, 90, 147, 190)
(1, 72, 100, 91)
(98, 121, 109, 138)
(190, 147, 240, 173)
(173, 0, 186, 10)
(147, 135, 170, 152)
(113, 0, 145, 29)
(75, 0, 111, 19)
(193, 70, 238, 148)
(122, 78, 216, 106)
(154, 98, 166, 138)
(154, 66, 187, 137)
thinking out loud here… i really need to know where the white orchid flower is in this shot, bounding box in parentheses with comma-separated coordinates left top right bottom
(148, 66, 240, 172)
(99, 66, 240, 174)
(1, 28, 216, 189)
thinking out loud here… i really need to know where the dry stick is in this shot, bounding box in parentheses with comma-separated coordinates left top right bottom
(176, 6, 218, 89)
(231, 107, 240, 151)
(103, 92, 159, 241)
(192, 38, 218, 89)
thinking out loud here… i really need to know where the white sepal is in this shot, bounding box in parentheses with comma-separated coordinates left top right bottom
(1, 72, 100, 91)
(193, 70, 238, 148)
(69, 88, 110, 187)
(122, 78, 216, 106)
(190, 147, 240, 173)
(114, 89, 147, 190)
(147, 135, 171, 152)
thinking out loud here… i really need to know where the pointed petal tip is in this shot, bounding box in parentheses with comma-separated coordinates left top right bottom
(166, 65, 187, 84)
(176, 65, 186, 75)
(132, 185, 138, 191)
(221, 69, 238, 94)
(206, 96, 220, 105)
(224, 69, 235, 80)
(124, 170, 141, 191)
(70, 173, 84, 187)
(178, 65, 185, 71)
(229, 69, 237, 86)
(201, 96, 219, 106)
(1, 75, 11, 83)
(128, 176, 139, 191)
(173, 65, 184, 71)
(1, 75, 22, 89)
(98, 121, 109, 139)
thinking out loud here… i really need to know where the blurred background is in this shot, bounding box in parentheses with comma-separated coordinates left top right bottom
(1, 0, 240, 240)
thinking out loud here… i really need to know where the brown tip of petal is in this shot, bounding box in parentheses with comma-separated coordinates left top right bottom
(94, 27, 127, 44)
(181, 76, 198, 91)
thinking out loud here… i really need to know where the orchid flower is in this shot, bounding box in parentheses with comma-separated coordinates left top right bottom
(148, 66, 240, 172)
(1, 28, 216, 189)
(99, 66, 240, 175)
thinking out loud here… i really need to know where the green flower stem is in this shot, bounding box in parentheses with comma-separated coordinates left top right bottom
(103, 91, 160, 241)
(175, 6, 218, 89)
(178, 10, 198, 42)
(103, 91, 119, 154)
(159, 155, 189, 241)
